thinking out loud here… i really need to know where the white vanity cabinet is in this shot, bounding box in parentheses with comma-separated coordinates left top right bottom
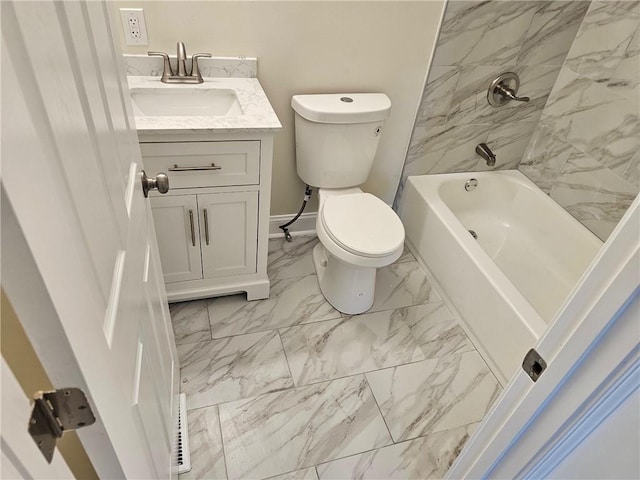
(140, 134, 274, 302)
(150, 191, 258, 282)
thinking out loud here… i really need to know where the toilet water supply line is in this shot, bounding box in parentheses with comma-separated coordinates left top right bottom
(279, 184, 313, 242)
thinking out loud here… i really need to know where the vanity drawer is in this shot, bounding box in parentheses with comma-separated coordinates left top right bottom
(141, 141, 260, 188)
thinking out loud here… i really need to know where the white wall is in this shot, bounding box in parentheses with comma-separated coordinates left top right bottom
(548, 388, 640, 479)
(112, 1, 445, 215)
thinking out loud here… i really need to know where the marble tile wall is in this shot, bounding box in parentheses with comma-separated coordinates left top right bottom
(394, 0, 590, 207)
(519, 1, 640, 240)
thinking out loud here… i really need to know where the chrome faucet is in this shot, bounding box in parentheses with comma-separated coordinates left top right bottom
(476, 143, 496, 167)
(148, 42, 212, 84)
(176, 41, 188, 77)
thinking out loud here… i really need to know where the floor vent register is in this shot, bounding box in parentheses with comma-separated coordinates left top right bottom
(177, 393, 192, 474)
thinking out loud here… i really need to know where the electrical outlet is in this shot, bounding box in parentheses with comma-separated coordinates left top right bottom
(120, 8, 148, 46)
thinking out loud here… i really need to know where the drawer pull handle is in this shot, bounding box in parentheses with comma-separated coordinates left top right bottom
(169, 163, 222, 172)
(188, 209, 196, 246)
(203, 208, 210, 245)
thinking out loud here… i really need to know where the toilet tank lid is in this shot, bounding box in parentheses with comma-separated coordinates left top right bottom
(291, 93, 391, 124)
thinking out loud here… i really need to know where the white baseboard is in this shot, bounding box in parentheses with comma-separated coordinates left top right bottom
(269, 212, 317, 238)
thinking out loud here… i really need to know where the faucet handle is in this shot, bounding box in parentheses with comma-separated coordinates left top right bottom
(495, 83, 530, 103)
(191, 53, 212, 83)
(487, 72, 530, 107)
(147, 52, 174, 82)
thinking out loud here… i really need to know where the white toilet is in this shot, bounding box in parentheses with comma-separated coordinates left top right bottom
(291, 93, 405, 314)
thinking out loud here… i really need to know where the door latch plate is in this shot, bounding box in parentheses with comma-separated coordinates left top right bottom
(522, 348, 547, 382)
(28, 388, 96, 463)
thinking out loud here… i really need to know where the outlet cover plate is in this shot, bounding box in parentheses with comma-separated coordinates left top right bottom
(120, 8, 148, 46)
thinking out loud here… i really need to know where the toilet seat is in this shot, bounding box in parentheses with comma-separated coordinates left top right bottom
(320, 193, 404, 258)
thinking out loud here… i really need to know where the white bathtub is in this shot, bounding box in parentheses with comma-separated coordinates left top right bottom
(399, 170, 602, 385)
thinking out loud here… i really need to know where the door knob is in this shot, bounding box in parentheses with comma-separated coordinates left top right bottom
(141, 170, 169, 198)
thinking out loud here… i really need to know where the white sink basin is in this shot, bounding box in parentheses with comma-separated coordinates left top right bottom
(130, 88, 243, 117)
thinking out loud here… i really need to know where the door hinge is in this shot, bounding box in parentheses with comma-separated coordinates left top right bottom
(28, 388, 96, 463)
(522, 348, 547, 382)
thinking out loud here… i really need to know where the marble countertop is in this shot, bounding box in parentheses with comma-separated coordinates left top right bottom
(128, 76, 282, 135)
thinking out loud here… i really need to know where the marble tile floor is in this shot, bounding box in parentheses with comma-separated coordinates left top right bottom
(172, 236, 501, 480)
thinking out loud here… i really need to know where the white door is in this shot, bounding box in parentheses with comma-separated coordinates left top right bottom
(1, 1, 178, 478)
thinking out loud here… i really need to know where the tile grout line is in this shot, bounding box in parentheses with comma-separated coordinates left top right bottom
(267, 239, 319, 279)
(204, 255, 436, 340)
(183, 347, 495, 416)
(170, 300, 212, 345)
(180, 304, 475, 412)
(205, 295, 447, 342)
(363, 373, 396, 445)
(259, 465, 317, 480)
(218, 368, 432, 479)
(311, 429, 435, 471)
(278, 359, 431, 393)
(310, 419, 485, 477)
(208, 313, 344, 341)
(216, 405, 231, 480)
(184, 366, 419, 412)
(185, 348, 464, 413)
(310, 431, 427, 475)
(276, 329, 297, 388)
(206, 298, 215, 340)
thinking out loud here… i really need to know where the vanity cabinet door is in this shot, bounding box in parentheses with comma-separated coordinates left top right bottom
(198, 191, 258, 278)
(150, 195, 203, 283)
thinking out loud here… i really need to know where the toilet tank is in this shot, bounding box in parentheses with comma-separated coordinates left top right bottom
(291, 93, 391, 188)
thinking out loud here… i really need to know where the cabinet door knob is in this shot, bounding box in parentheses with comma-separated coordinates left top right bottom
(141, 170, 170, 198)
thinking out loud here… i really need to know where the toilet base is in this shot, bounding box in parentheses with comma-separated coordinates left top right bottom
(312, 243, 376, 315)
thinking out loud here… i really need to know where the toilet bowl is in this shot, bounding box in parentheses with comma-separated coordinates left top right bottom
(313, 188, 404, 314)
